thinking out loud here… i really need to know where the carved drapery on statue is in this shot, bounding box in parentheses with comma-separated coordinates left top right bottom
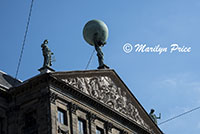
(38, 40, 55, 74)
(41, 40, 54, 67)
(61, 76, 149, 129)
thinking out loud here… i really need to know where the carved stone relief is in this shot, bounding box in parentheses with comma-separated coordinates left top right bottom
(62, 76, 150, 130)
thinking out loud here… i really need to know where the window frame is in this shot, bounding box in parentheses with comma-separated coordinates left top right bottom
(78, 118, 87, 134)
(96, 126, 104, 134)
(57, 107, 67, 125)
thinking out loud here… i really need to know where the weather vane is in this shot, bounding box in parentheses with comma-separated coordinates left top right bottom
(83, 19, 109, 69)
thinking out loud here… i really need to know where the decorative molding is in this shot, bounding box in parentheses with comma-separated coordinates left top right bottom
(58, 126, 69, 134)
(68, 103, 78, 114)
(49, 92, 58, 104)
(87, 112, 96, 123)
(61, 76, 150, 130)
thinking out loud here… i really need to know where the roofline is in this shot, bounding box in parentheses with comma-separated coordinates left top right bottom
(0, 70, 23, 83)
(53, 69, 163, 133)
(110, 70, 163, 133)
(0, 83, 9, 90)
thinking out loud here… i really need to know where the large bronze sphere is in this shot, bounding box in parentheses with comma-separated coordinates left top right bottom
(83, 19, 109, 46)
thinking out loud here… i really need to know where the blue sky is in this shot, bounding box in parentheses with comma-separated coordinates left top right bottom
(1, 0, 200, 133)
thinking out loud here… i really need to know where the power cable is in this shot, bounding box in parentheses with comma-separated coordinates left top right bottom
(159, 106, 200, 125)
(14, 0, 35, 85)
(85, 50, 95, 70)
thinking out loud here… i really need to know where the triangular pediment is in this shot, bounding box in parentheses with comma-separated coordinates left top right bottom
(51, 69, 162, 134)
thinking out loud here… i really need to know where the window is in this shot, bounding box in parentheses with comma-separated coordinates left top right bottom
(78, 118, 86, 134)
(96, 127, 104, 134)
(57, 108, 67, 125)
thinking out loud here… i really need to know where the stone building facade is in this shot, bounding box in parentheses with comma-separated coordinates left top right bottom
(0, 69, 163, 134)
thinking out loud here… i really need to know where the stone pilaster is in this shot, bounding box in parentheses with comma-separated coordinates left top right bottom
(68, 103, 78, 134)
(87, 112, 96, 134)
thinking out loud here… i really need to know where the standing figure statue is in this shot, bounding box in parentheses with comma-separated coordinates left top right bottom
(149, 109, 161, 125)
(93, 33, 109, 69)
(41, 40, 54, 67)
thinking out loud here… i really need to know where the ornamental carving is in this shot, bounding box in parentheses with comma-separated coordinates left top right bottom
(62, 76, 149, 129)
(58, 126, 69, 134)
(87, 112, 96, 123)
(68, 103, 78, 114)
(49, 92, 58, 104)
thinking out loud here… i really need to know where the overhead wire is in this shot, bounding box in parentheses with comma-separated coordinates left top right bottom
(85, 49, 95, 70)
(14, 0, 35, 85)
(158, 106, 200, 125)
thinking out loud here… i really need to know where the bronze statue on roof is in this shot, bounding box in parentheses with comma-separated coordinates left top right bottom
(41, 40, 54, 67)
(83, 20, 109, 69)
(149, 109, 161, 125)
